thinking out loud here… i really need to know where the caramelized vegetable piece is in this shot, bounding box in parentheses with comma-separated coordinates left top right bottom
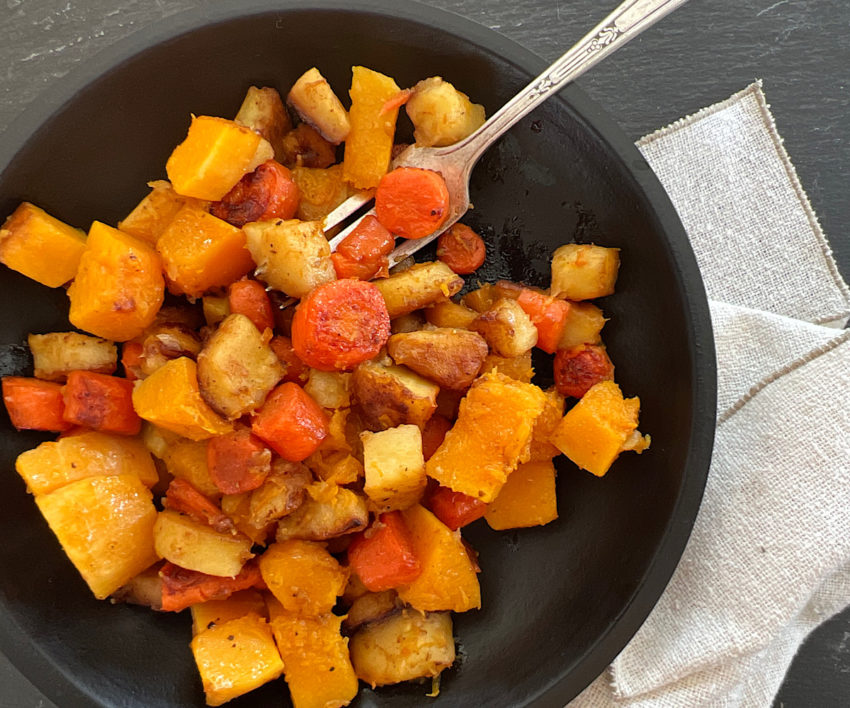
(472, 297, 539, 358)
(426, 485, 487, 531)
(485, 460, 558, 530)
(386, 328, 488, 390)
(436, 223, 486, 273)
(342, 589, 401, 633)
(348, 511, 421, 591)
(35, 474, 158, 599)
(270, 335, 309, 383)
(331, 214, 395, 280)
(352, 361, 439, 432)
(2, 377, 71, 432)
(361, 424, 427, 512)
(118, 180, 207, 246)
(279, 123, 337, 169)
(246, 459, 312, 530)
(156, 205, 254, 298)
(516, 288, 571, 354)
(234, 86, 292, 162)
(190, 613, 284, 707)
(160, 561, 263, 613)
(227, 279, 274, 333)
(121, 341, 144, 380)
(424, 299, 479, 330)
(375, 167, 450, 240)
(61, 370, 141, 435)
(251, 382, 328, 462)
(406, 76, 486, 147)
(163, 479, 235, 534)
(287, 67, 351, 144)
(373, 261, 464, 318)
(207, 430, 272, 494)
(210, 159, 300, 227)
(132, 357, 233, 440)
(190, 588, 267, 634)
(68, 221, 164, 341)
(166, 115, 274, 200)
(550, 243, 620, 301)
(554, 343, 615, 398)
(291, 279, 390, 371)
(420, 414, 451, 461)
(343, 66, 402, 189)
(0, 202, 86, 287)
(397, 504, 480, 612)
(275, 485, 368, 542)
(28, 332, 117, 382)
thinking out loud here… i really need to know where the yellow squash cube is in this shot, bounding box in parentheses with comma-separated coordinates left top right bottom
(485, 460, 558, 530)
(191, 589, 267, 635)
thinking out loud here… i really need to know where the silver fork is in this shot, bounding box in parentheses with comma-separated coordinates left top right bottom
(324, 0, 689, 266)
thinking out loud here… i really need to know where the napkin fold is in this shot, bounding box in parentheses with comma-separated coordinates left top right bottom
(570, 82, 850, 707)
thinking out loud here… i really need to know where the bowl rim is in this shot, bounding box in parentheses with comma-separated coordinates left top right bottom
(0, 1, 717, 706)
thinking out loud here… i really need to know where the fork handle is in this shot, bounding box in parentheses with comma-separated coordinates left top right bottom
(452, 0, 690, 164)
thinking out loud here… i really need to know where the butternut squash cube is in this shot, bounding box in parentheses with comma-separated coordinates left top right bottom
(397, 504, 480, 613)
(478, 350, 534, 383)
(190, 613, 284, 707)
(528, 388, 566, 462)
(485, 460, 558, 530)
(425, 372, 546, 503)
(550, 243, 620, 301)
(0, 202, 86, 287)
(267, 599, 359, 708)
(132, 357, 233, 440)
(259, 539, 348, 616)
(35, 474, 158, 599)
(343, 66, 402, 189)
(16, 431, 158, 496)
(361, 424, 426, 512)
(292, 164, 351, 221)
(156, 205, 254, 298)
(166, 115, 274, 200)
(162, 438, 220, 498)
(191, 589, 267, 635)
(549, 380, 643, 477)
(67, 221, 164, 341)
(118, 180, 208, 246)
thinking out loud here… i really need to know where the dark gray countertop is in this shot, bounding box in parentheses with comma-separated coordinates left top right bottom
(1, 0, 848, 706)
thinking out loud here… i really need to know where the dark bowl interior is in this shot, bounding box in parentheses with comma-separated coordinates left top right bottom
(0, 2, 715, 707)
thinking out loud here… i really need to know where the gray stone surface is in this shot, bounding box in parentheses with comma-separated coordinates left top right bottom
(1, 0, 848, 705)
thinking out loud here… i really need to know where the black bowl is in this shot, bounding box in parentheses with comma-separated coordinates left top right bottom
(0, 2, 716, 706)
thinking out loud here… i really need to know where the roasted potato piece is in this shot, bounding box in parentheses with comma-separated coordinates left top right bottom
(234, 86, 292, 162)
(387, 328, 488, 390)
(246, 460, 312, 528)
(342, 590, 402, 633)
(479, 350, 534, 382)
(373, 261, 464, 318)
(197, 313, 283, 420)
(390, 312, 425, 335)
(139, 323, 202, 377)
(287, 67, 351, 145)
(473, 298, 538, 358)
(110, 562, 164, 610)
(279, 123, 337, 169)
(275, 485, 368, 542)
(558, 300, 607, 350)
(352, 361, 439, 431)
(424, 299, 478, 329)
(550, 243, 620, 300)
(350, 610, 455, 687)
(304, 369, 352, 409)
(243, 219, 335, 298)
(406, 77, 485, 147)
(28, 331, 117, 381)
(361, 424, 426, 511)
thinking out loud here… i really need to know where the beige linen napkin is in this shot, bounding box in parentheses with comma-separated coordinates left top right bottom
(571, 82, 850, 707)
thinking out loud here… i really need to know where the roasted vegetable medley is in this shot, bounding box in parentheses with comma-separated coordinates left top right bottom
(0, 65, 649, 707)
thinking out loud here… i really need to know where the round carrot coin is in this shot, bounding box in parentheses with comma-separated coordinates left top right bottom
(374, 166, 450, 239)
(436, 223, 486, 274)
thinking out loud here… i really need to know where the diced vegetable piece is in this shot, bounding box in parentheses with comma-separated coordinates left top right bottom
(275, 485, 368, 542)
(259, 539, 348, 616)
(287, 67, 351, 144)
(350, 610, 455, 687)
(549, 380, 648, 476)
(436, 223, 486, 274)
(554, 343, 615, 398)
(397, 504, 480, 612)
(166, 115, 274, 200)
(190, 613, 284, 707)
(242, 218, 335, 299)
(375, 167, 450, 240)
(137, 322, 202, 379)
(472, 297, 539, 358)
(118, 180, 207, 246)
(291, 164, 351, 221)
(2, 377, 70, 432)
(479, 350, 534, 382)
(210, 159, 300, 227)
(35, 474, 158, 599)
(406, 76, 485, 147)
(61, 370, 141, 435)
(0, 202, 86, 287)
(267, 600, 358, 708)
(120, 341, 143, 380)
(160, 561, 263, 612)
(342, 589, 401, 633)
(163, 479, 235, 534)
(291, 279, 390, 371)
(528, 388, 566, 462)
(387, 328, 488, 390)
(202, 295, 230, 327)
(352, 361, 439, 431)
(251, 382, 328, 461)
(156, 205, 254, 298)
(207, 430, 272, 494)
(28, 332, 117, 382)
(307, 450, 363, 485)
(16, 430, 157, 496)
(234, 86, 293, 162)
(426, 486, 487, 531)
(485, 460, 558, 530)
(154, 510, 254, 577)
(142, 422, 182, 460)
(426, 372, 546, 502)
(111, 563, 164, 610)
(304, 370, 351, 409)
(197, 313, 283, 420)
(163, 439, 220, 498)
(331, 215, 394, 281)
(361, 425, 426, 512)
(133, 357, 232, 440)
(279, 123, 337, 169)
(244, 459, 312, 530)
(420, 414, 451, 461)
(550, 243, 620, 300)
(348, 511, 421, 591)
(558, 300, 607, 350)
(461, 283, 499, 313)
(220, 493, 274, 546)
(373, 261, 464, 318)
(424, 299, 479, 329)
(343, 66, 402, 189)
(390, 312, 424, 335)
(227, 279, 274, 333)
(190, 588, 267, 635)
(68, 221, 164, 341)
(516, 288, 571, 354)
